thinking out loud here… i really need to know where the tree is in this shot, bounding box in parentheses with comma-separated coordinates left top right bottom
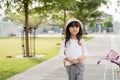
(6, 11, 25, 24)
(54, 0, 76, 28)
(5, 0, 73, 56)
(34, 0, 76, 28)
(71, 0, 107, 26)
(5, 0, 44, 57)
(103, 17, 113, 28)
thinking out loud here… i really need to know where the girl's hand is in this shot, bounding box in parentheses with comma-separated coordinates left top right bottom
(69, 59, 79, 64)
(77, 55, 86, 63)
(65, 57, 79, 64)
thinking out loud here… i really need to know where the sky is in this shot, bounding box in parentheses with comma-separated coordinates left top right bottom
(99, 0, 120, 22)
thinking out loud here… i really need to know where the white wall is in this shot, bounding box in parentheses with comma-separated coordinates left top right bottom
(0, 21, 23, 37)
(113, 21, 120, 34)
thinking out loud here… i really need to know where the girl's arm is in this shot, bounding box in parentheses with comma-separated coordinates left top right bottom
(59, 40, 66, 60)
(78, 39, 88, 62)
(81, 39, 88, 57)
(65, 57, 79, 64)
(77, 55, 86, 63)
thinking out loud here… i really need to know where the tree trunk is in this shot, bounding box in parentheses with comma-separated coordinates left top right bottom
(24, 0, 29, 57)
(64, 10, 67, 29)
(61, 10, 67, 39)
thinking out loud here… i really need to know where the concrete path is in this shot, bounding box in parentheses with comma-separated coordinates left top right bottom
(7, 34, 120, 80)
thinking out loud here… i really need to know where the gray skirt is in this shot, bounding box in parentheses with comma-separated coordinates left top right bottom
(66, 63, 85, 80)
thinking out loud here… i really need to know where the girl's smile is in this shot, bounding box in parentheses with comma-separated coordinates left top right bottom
(69, 26, 79, 36)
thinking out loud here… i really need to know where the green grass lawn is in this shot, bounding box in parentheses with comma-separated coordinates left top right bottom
(0, 36, 93, 80)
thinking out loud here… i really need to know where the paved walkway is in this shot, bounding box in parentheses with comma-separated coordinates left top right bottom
(7, 34, 120, 80)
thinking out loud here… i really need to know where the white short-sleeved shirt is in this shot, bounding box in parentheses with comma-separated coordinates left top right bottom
(59, 39, 88, 65)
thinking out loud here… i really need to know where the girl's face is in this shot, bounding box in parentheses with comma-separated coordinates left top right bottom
(69, 26, 80, 36)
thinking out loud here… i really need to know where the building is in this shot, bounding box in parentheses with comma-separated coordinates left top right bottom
(35, 20, 62, 35)
(0, 21, 22, 37)
(89, 13, 113, 33)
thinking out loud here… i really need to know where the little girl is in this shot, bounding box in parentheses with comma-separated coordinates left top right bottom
(59, 18, 88, 80)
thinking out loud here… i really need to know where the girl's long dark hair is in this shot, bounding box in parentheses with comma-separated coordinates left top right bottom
(65, 21, 83, 47)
